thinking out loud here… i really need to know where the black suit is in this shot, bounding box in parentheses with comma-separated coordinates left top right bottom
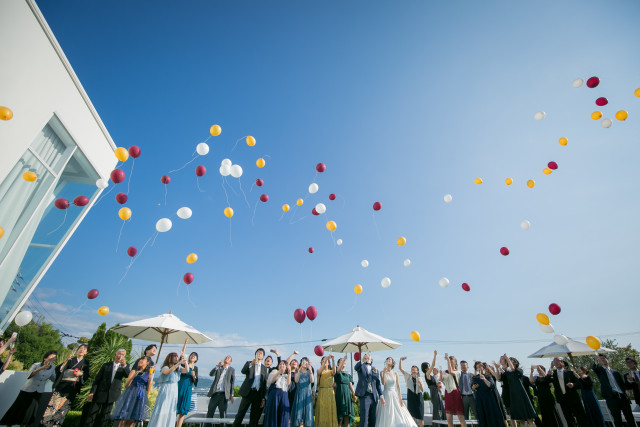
(232, 361, 267, 427)
(625, 370, 640, 407)
(550, 369, 589, 427)
(81, 361, 131, 427)
(592, 363, 635, 427)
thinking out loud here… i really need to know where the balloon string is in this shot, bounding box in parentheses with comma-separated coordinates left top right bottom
(289, 205, 298, 224)
(229, 218, 233, 247)
(225, 178, 239, 196)
(118, 232, 155, 284)
(346, 295, 358, 312)
(127, 159, 135, 195)
(115, 220, 126, 252)
(196, 177, 205, 193)
(230, 136, 246, 153)
(117, 257, 136, 284)
(167, 151, 198, 174)
(238, 179, 250, 208)
(290, 215, 307, 225)
(68, 300, 88, 314)
(47, 210, 67, 236)
(93, 185, 115, 207)
(278, 211, 285, 221)
(249, 182, 255, 193)
(251, 201, 258, 226)
(164, 185, 168, 206)
(151, 230, 159, 246)
(187, 286, 197, 308)
(372, 212, 381, 240)
(176, 279, 181, 296)
(221, 178, 230, 207)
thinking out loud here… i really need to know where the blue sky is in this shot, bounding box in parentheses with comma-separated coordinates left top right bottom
(30, 0, 640, 373)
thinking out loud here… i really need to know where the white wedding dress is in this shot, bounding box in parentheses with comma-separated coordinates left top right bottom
(375, 371, 418, 427)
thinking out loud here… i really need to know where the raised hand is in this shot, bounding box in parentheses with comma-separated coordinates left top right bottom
(400, 357, 407, 361)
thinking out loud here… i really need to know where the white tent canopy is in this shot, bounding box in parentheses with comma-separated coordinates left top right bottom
(322, 325, 401, 354)
(529, 337, 614, 359)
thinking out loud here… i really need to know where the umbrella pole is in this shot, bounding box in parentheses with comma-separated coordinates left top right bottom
(156, 332, 167, 365)
(568, 352, 575, 366)
(350, 352, 353, 377)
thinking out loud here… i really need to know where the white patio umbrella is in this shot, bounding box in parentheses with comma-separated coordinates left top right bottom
(322, 325, 402, 354)
(112, 312, 212, 364)
(528, 336, 614, 363)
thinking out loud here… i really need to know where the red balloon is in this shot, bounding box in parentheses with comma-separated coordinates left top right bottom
(73, 195, 89, 207)
(462, 283, 470, 292)
(306, 306, 318, 321)
(127, 246, 137, 257)
(314, 345, 325, 357)
(183, 273, 194, 285)
(500, 247, 510, 256)
(595, 97, 608, 106)
(329, 194, 336, 201)
(316, 163, 326, 173)
(87, 289, 99, 299)
(373, 201, 382, 211)
(161, 175, 171, 184)
(312, 208, 319, 216)
(115, 193, 128, 204)
(308, 247, 314, 253)
(128, 146, 141, 158)
(548, 303, 561, 315)
(294, 308, 306, 323)
(586, 77, 600, 88)
(195, 165, 206, 177)
(256, 179, 264, 187)
(110, 169, 125, 184)
(54, 198, 69, 210)
(354, 352, 361, 361)
(548, 161, 558, 170)
(260, 194, 269, 202)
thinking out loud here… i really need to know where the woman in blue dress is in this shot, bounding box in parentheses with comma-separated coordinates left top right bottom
(472, 362, 506, 427)
(264, 360, 292, 427)
(291, 357, 315, 427)
(176, 352, 199, 427)
(112, 356, 152, 427)
(574, 366, 604, 427)
(148, 352, 188, 427)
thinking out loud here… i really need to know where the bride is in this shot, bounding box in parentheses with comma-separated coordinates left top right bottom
(376, 357, 418, 427)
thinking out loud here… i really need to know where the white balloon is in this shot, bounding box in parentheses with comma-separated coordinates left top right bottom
(336, 239, 343, 246)
(601, 118, 612, 128)
(520, 220, 531, 230)
(554, 334, 569, 345)
(540, 323, 554, 334)
(534, 111, 546, 121)
(309, 183, 319, 194)
(96, 178, 109, 189)
(230, 164, 243, 178)
(381, 277, 391, 288)
(221, 158, 232, 167)
(444, 194, 453, 203)
(361, 260, 369, 268)
(177, 207, 192, 219)
(219, 164, 231, 176)
(156, 218, 173, 233)
(403, 259, 411, 267)
(571, 78, 584, 88)
(14, 310, 33, 327)
(315, 203, 326, 214)
(439, 277, 450, 288)
(196, 143, 210, 156)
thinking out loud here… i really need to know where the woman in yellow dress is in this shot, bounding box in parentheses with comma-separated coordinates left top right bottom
(314, 354, 338, 426)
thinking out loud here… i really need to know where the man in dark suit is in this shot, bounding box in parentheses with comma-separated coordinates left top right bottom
(81, 349, 131, 427)
(205, 355, 235, 427)
(550, 358, 588, 427)
(624, 357, 640, 410)
(592, 354, 635, 427)
(233, 348, 268, 427)
(355, 354, 385, 427)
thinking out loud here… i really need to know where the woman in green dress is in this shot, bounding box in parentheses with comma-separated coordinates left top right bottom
(334, 356, 356, 426)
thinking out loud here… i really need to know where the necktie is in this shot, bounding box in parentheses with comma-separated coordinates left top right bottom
(558, 370, 566, 394)
(463, 373, 469, 393)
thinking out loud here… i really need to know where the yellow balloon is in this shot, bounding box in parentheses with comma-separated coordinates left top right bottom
(114, 147, 129, 162)
(635, 88, 640, 97)
(527, 179, 535, 188)
(505, 178, 513, 185)
(474, 178, 483, 185)
(256, 158, 265, 168)
(354, 284, 363, 295)
(118, 207, 132, 220)
(397, 236, 406, 246)
(0, 106, 14, 121)
(224, 207, 234, 218)
(282, 204, 290, 212)
(543, 168, 552, 175)
(326, 220, 337, 231)
(22, 171, 37, 182)
(615, 110, 628, 121)
(559, 137, 568, 146)
(246, 136, 256, 147)
(296, 198, 304, 206)
(586, 335, 601, 350)
(0, 226, 4, 239)
(536, 313, 550, 325)
(186, 253, 198, 264)
(98, 306, 109, 316)
(410, 331, 420, 342)
(210, 124, 222, 136)
(591, 111, 602, 120)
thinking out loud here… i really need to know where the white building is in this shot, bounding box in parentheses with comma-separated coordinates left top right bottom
(0, 0, 117, 332)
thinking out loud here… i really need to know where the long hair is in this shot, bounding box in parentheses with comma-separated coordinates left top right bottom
(162, 352, 178, 368)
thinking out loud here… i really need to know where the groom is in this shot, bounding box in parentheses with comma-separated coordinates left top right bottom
(355, 354, 385, 427)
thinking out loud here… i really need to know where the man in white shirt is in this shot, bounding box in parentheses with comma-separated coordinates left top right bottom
(206, 355, 235, 427)
(592, 354, 635, 427)
(460, 360, 477, 420)
(82, 349, 130, 427)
